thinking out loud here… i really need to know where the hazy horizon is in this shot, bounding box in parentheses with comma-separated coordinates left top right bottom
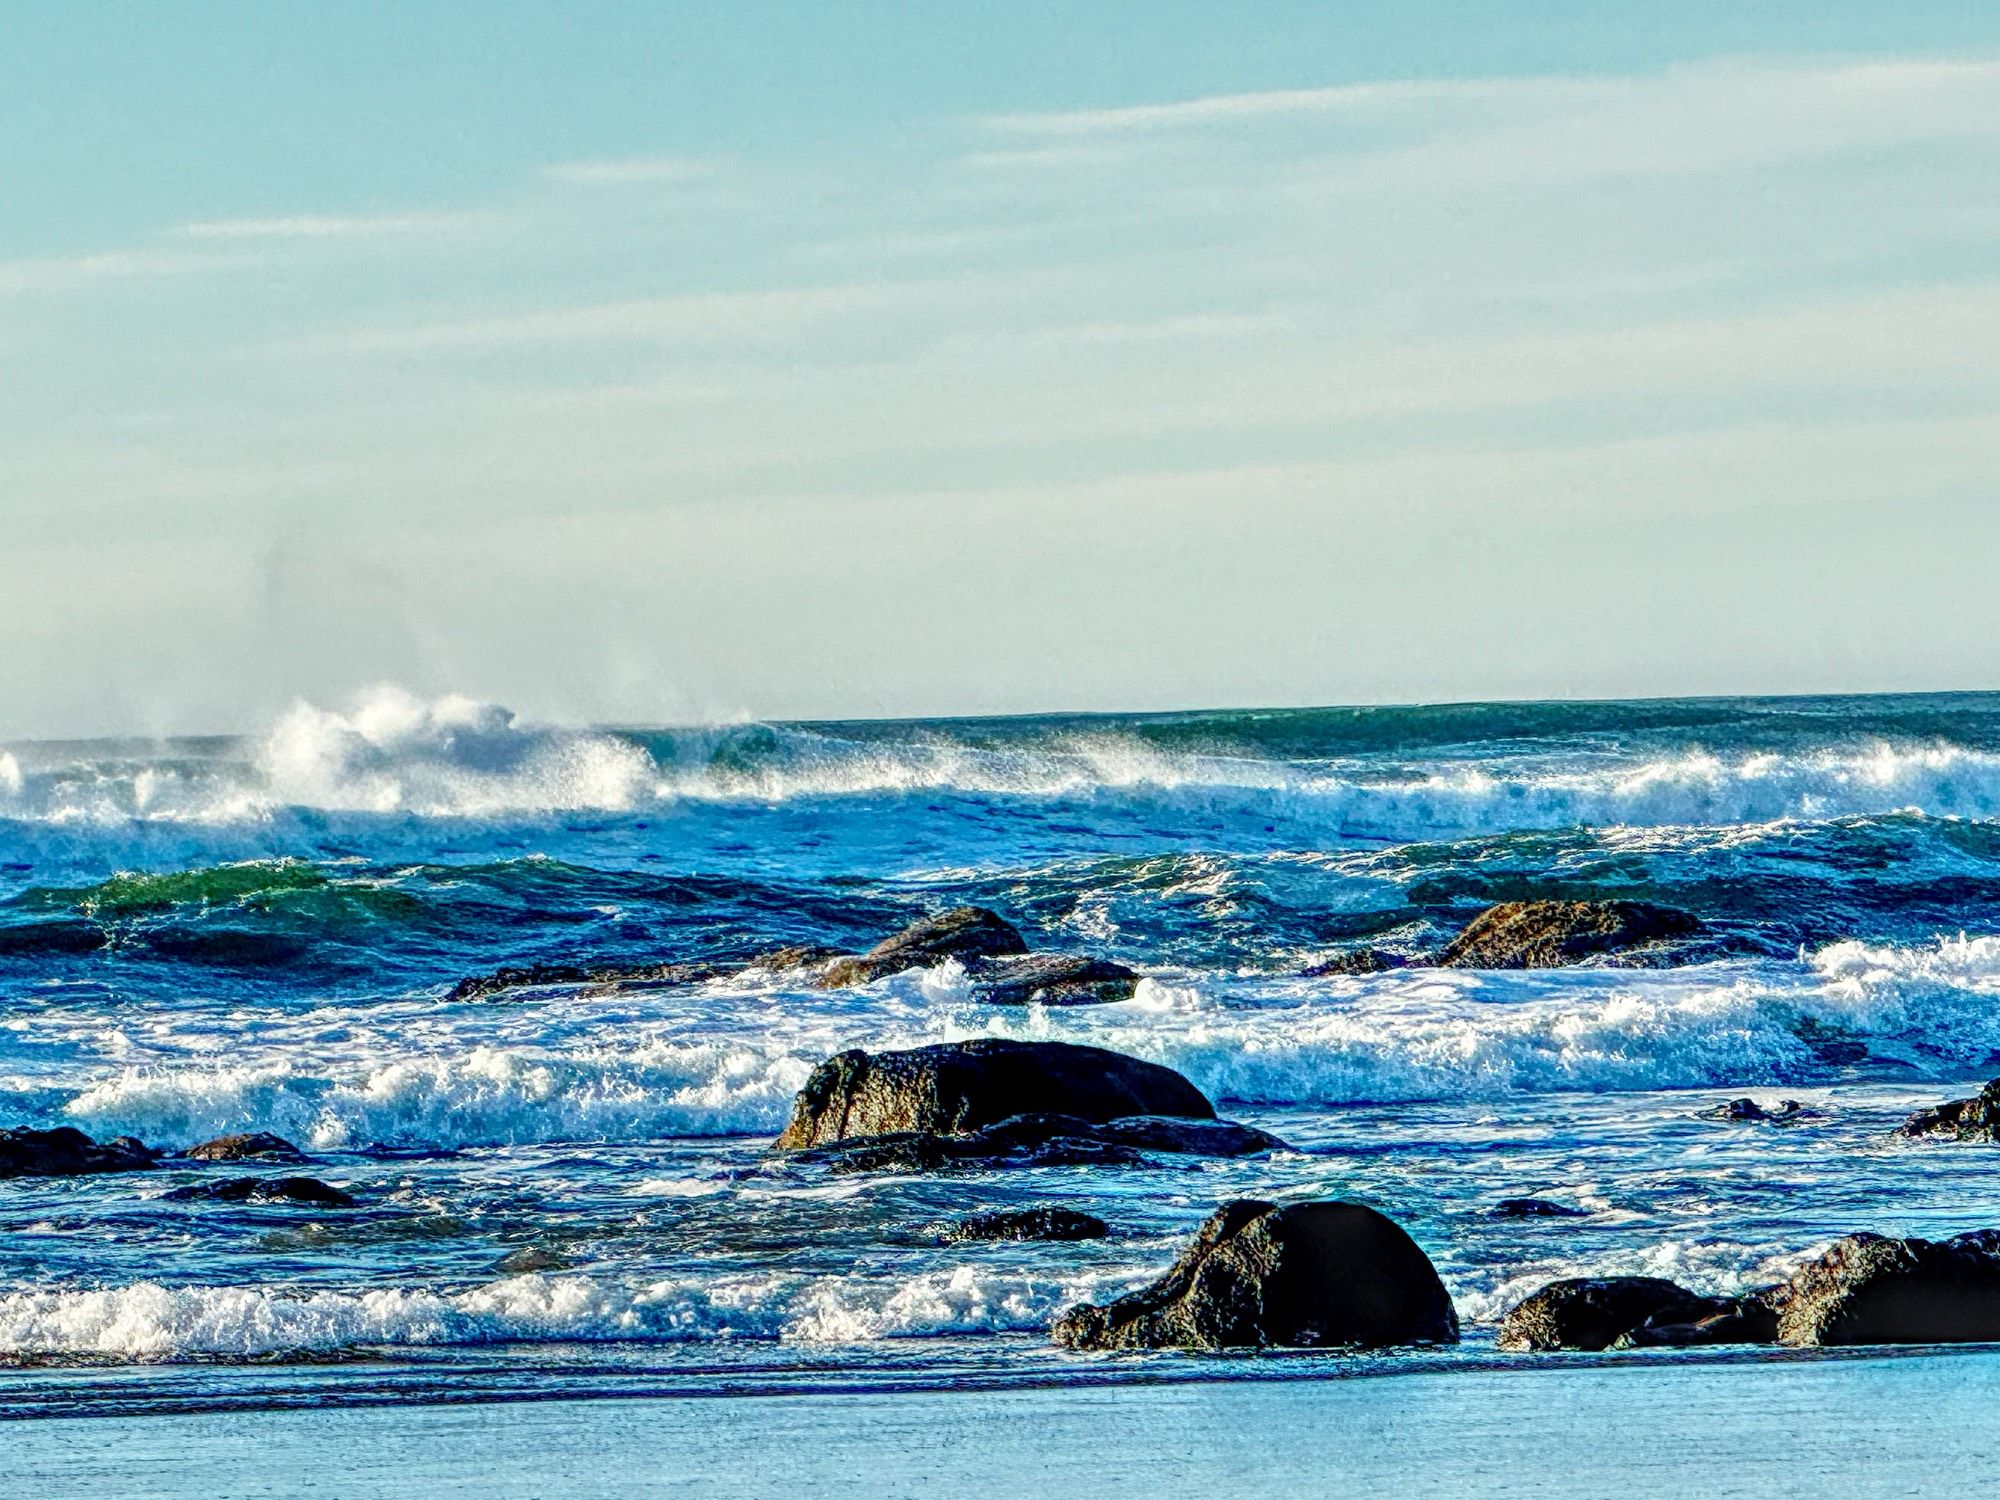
(6, 2, 1999, 739)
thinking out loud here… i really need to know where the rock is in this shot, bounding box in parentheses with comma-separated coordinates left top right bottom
(1488, 1197, 1589, 1219)
(445, 944, 845, 1002)
(1497, 1277, 1748, 1352)
(967, 954, 1140, 1006)
(1053, 1200, 1458, 1352)
(1437, 900, 1704, 969)
(1302, 949, 1414, 977)
(1612, 1295, 1781, 1349)
(1699, 1097, 1820, 1124)
(773, 1039, 1216, 1151)
(792, 1112, 1287, 1174)
(818, 907, 1028, 988)
(743, 943, 848, 974)
(1898, 1079, 2000, 1142)
(497, 1245, 575, 1274)
(943, 1208, 1110, 1243)
(164, 1175, 357, 1207)
(181, 1131, 309, 1162)
(1774, 1231, 2000, 1346)
(0, 1126, 158, 1180)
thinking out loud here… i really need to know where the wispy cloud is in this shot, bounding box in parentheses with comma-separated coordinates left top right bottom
(178, 210, 484, 240)
(982, 79, 1481, 135)
(542, 155, 718, 185)
(0, 246, 244, 297)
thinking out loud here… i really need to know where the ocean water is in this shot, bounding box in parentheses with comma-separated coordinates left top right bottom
(6, 686, 2000, 1417)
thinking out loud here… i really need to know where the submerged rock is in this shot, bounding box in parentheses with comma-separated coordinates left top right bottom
(1699, 1098, 1821, 1125)
(165, 1175, 357, 1207)
(1301, 948, 1415, 977)
(773, 1039, 1216, 1150)
(0, 1126, 158, 1180)
(1497, 1276, 1761, 1352)
(1774, 1231, 2000, 1346)
(1488, 1197, 1589, 1219)
(794, 1112, 1286, 1174)
(966, 953, 1140, 1006)
(943, 1207, 1110, 1243)
(496, 1245, 575, 1274)
(818, 907, 1028, 988)
(1437, 900, 1704, 969)
(1053, 1200, 1458, 1352)
(181, 1132, 309, 1163)
(444, 943, 846, 1002)
(1897, 1079, 2000, 1142)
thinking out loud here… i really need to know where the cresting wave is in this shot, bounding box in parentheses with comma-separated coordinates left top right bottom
(39, 936, 2000, 1151)
(6, 688, 2000, 836)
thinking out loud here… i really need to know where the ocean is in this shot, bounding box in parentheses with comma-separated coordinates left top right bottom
(5, 687, 2000, 1424)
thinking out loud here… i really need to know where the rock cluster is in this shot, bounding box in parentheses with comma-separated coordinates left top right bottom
(1898, 1078, 2000, 1142)
(0, 1126, 158, 1179)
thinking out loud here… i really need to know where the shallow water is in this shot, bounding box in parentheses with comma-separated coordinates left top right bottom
(5, 688, 2000, 1410)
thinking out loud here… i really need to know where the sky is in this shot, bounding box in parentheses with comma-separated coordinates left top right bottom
(3, 2, 1999, 738)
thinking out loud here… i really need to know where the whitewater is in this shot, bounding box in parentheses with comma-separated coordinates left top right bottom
(6, 687, 2000, 1410)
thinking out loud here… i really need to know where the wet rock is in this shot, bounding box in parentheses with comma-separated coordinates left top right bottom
(497, 1245, 575, 1274)
(1488, 1197, 1589, 1219)
(794, 1111, 1287, 1174)
(1699, 1097, 1821, 1124)
(1302, 949, 1415, 977)
(1437, 900, 1704, 970)
(773, 1038, 1216, 1150)
(0, 1126, 158, 1180)
(181, 1132, 309, 1163)
(742, 943, 848, 974)
(445, 943, 846, 1002)
(967, 954, 1140, 1006)
(1897, 1079, 2000, 1142)
(818, 906, 1028, 988)
(1497, 1277, 1748, 1352)
(1774, 1231, 2000, 1346)
(165, 1175, 358, 1207)
(943, 1208, 1110, 1243)
(1612, 1295, 1781, 1349)
(1053, 1200, 1458, 1352)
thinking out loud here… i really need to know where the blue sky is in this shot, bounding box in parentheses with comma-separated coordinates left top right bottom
(3, 3, 1999, 735)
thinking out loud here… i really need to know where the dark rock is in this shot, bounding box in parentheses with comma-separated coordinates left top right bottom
(1302, 949, 1415, 977)
(773, 1038, 1215, 1150)
(1053, 1200, 1458, 1351)
(967, 954, 1140, 1006)
(497, 1245, 575, 1274)
(743, 943, 848, 974)
(793, 1111, 1287, 1174)
(1898, 1079, 2000, 1142)
(164, 1175, 357, 1207)
(1437, 900, 1704, 970)
(1497, 1276, 1742, 1352)
(818, 907, 1028, 988)
(1489, 1197, 1589, 1219)
(943, 1208, 1110, 1243)
(1699, 1097, 1821, 1124)
(1775, 1231, 2000, 1346)
(0, 1126, 158, 1180)
(1613, 1295, 1782, 1349)
(445, 943, 846, 1002)
(181, 1131, 309, 1163)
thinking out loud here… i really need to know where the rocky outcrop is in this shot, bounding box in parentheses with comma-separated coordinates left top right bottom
(1497, 1276, 1769, 1352)
(795, 1111, 1286, 1173)
(1699, 1097, 1821, 1124)
(1302, 949, 1415, 977)
(1897, 1079, 2000, 1142)
(818, 907, 1028, 988)
(1773, 1231, 2000, 1346)
(1488, 1197, 1588, 1219)
(965, 954, 1139, 1006)
(181, 1132, 309, 1162)
(1437, 900, 1704, 969)
(774, 1039, 1215, 1150)
(446, 944, 845, 1002)
(165, 1175, 357, 1207)
(943, 1207, 1110, 1243)
(1053, 1200, 1458, 1352)
(0, 1126, 158, 1180)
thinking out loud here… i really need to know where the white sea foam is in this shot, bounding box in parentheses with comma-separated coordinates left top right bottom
(0, 1264, 1106, 1359)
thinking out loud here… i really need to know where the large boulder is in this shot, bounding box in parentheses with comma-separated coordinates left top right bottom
(1898, 1079, 2000, 1142)
(1437, 900, 1704, 969)
(1497, 1276, 1765, 1352)
(0, 1126, 158, 1180)
(164, 1175, 357, 1207)
(181, 1132, 309, 1163)
(1774, 1231, 2000, 1346)
(1053, 1200, 1458, 1351)
(818, 907, 1028, 988)
(773, 1039, 1214, 1150)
